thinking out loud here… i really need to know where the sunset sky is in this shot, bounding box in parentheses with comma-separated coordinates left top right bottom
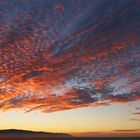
(0, 0, 140, 137)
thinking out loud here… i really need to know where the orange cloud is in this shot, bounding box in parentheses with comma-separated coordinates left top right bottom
(0, 0, 140, 113)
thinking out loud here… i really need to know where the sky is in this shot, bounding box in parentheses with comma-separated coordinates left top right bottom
(0, 0, 140, 137)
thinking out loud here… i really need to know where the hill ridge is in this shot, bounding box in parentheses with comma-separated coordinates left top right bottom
(0, 129, 72, 137)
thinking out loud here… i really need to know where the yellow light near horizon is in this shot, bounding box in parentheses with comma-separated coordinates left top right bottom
(0, 102, 140, 135)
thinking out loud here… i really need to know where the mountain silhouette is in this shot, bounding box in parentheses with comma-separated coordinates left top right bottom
(0, 129, 72, 137)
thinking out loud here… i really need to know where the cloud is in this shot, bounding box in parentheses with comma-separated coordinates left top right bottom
(129, 106, 140, 120)
(133, 112, 140, 115)
(130, 118, 140, 122)
(0, 0, 140, 113)
(114, 129, 140, 132)
(136, 107, 140, 110)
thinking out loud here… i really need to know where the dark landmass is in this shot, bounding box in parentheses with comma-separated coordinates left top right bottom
(0, 129, 72, 137)
(0, 137, 139, 140)
(0, 130, 139, 139)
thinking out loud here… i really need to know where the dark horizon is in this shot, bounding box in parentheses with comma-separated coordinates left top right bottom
(0, 129, 139, 138)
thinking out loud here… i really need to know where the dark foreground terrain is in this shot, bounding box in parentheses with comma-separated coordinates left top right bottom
(0, 130, 139, 140)
(0, 129, 72, 139)
(0, 137, 140, 140)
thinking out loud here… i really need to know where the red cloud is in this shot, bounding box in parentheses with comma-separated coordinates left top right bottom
(0, 0, 140, 113)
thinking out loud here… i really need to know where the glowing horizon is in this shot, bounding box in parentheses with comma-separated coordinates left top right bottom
(0, 102, 140, 136)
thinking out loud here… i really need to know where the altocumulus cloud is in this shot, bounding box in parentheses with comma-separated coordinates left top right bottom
(0, 0, 140, 113)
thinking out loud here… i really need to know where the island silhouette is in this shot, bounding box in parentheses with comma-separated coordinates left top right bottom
(0, 129, 72, 138)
